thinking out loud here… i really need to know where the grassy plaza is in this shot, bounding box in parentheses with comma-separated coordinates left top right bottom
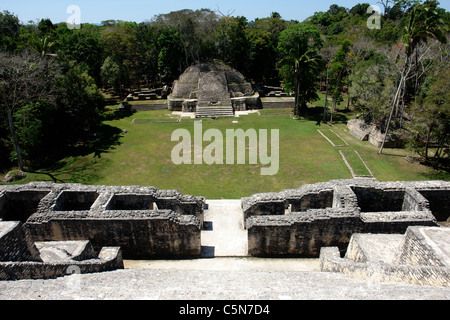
(7, 98, 448, 199)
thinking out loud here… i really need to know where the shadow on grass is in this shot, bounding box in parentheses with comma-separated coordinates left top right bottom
(419, 158, 450, 181)
(23, 123, 124, 184)
(295, 106, 349, 125)
(57, 124, 124, 159)
(102, 108, 136, 121)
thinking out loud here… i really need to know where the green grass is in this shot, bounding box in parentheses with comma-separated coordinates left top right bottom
(340, 150, 372, 177)
(2, 104, 448, 199)
(318, 129, 348, 147)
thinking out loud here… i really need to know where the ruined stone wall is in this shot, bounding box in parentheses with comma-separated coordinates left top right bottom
(395, 227, 449, 267)
(244, 180, 448, 257)
(0, 221, 42, 262)
(320, 226, 450, 287)
(1, 247, 123, 280)
(320, 246, 449, 287)
(26, 210, 201, 259)
(0, 183, 205, 259)
(347, 119, 406, 148)
(416, 189, 450, 221)
(247, 209, 363, 257)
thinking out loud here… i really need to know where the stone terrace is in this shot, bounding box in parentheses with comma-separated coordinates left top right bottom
(242, 179, 450, 257)
(0, 182, 205, 259)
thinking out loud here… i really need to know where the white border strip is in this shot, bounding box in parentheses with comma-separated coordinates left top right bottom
(318, 129, 348, 147)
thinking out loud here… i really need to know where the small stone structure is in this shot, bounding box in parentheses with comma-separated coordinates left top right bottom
(320, 226, 450, 287)
(0, 221, 123, 280)
(126, 86, 170, 102)
(167, 60, 262, 117)
(242, 179, 449, 257)
(0, 182, 205, 260)
(347, 119, 405, 148)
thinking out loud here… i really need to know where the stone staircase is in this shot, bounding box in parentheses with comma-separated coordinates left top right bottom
(196, 106, 235, 118)
(320, 226, 450, 287)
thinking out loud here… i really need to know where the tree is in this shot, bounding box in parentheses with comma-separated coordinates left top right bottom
(245, 28, 275, 83)
(55, 62, 105, 145)
(37, 18, 55, 37)
(56, 28, 105, 86)
(136, 23, 160, 86)
(319, 42, 339, 121)
(349, 53, 396, 124)
(410, 68, 450, 163)
(157, 27, 183, 82)
(0, 51, 60, 170)
(278, 23, 323, 116)
(152, 9, 220, 69)
(101, 24, 140, 91)
(253, 13, 290, 46)
(101, 56, 124, 96)
(350, 3, 371, 16)
(28, 34, 54, 57)
(0, 11, 20, 52)
(13, 100, 55, 162)
(328, 40, 353, 122)
(379, 0, 448, 153)
(215, 16, 249, 72)
(328, 4, 348, 16)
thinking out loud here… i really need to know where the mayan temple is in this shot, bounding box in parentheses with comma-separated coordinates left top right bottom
(167, 60, 262, 118)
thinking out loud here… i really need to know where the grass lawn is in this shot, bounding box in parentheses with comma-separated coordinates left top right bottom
(318, 129, 348, 147)
(3, 98, 448, 199)
(339, 150, 373, 177)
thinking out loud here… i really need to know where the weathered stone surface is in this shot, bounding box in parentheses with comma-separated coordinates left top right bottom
(35, 240, 97, 263)
(2, 170, 26, 183)
(0, 221, 42, 262)
(320, 226, 450, 287)
(168, 60, 262, 116)
(243, 179, 449, 257)
(182, 99, 198, 113)
(347, 119, 406, 148)
(2, 266, 450, 300)
(0, 183, 205, 259)
(0, 221, 123, 280)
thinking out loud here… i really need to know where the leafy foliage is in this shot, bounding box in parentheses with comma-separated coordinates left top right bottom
(0, 1, 449, 173)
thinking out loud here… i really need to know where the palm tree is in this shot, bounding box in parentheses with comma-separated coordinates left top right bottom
(379, 0, 447, 154)
(278, 24, 323, 116)
(28, 35, 54, 57)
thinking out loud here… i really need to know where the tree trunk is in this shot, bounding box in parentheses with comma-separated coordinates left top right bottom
(295, 79, 300, 116)
(379, 58, 408, 154)
(294, 65, 301, 116)
(424, 123, 434, 161)
(6, 105, 24, 171)
(323, 67, 329, 122)
(330, 99, 336, 124)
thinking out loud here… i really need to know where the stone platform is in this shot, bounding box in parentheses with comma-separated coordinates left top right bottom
(1, 181, 449, 298)
(320, 226, 450, 287)
(1, 265, 449, 300)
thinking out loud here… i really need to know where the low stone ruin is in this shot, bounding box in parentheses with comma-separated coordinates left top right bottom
(347, 119, 406, 148)
(126, 86, 170, 102)
(320, 226, 450, 287)
(0, 221, 123, 280)
(0, 183, 205, 262)
(167, 60, 262, 118)
(255, 85, 292, 97)
(242, 179, 450, 257)
(1, 179, 448, 285)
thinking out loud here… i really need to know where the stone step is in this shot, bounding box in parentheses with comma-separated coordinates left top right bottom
(345, 227, 450, 267)
(395, 226, 450, 267)
(3, 268, 449, 300)
(345, 233, 404, 264)
(196, 106, 235, 118)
